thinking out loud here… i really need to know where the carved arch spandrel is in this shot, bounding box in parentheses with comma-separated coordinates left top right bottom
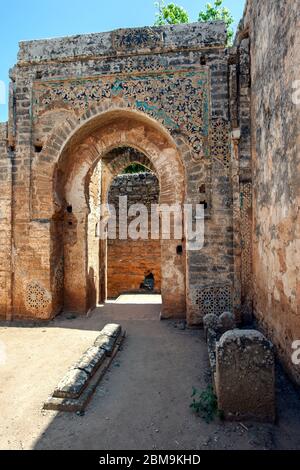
(31, 105, 191, 220)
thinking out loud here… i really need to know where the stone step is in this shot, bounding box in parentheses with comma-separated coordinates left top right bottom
(53, 346, 107, 399)
(94, 333, 119, 357)
(52, 325, 122, 399)
(44, 331, 125, 412)
(100, 323, 122, 338)
(53, 367, 89, 400)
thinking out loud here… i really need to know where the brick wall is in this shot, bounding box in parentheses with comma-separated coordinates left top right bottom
(107, 173, 161, 298)
(5, 21, 237, 321)
(0, 123, 12, 318)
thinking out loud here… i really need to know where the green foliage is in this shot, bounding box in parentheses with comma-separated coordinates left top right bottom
(198, 0, 234, 46)
(155, 1, 189, 26)
(190, 385, 220, 423)
(154, 0, 234, 46)
(122, 163, 150, 174)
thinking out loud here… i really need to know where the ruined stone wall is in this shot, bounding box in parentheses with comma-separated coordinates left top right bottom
(107, 173, 161, 298)
(0, 123, 12, 318)
(87, 160, 102, 310)
(242, 0, 300, 382)
(229, 34, 253, 322)
(4, 21, 237, 321)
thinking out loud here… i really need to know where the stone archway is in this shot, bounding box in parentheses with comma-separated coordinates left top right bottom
(31, 108, 187, 319)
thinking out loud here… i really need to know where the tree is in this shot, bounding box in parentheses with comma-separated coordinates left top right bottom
(123, 164, 150, 174)
(154, 0, 234, 46)
(198, 0, 234, 46)
(154, 1, 189, 26)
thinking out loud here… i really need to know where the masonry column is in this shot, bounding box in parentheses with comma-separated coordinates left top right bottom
(0, 123, 12, 319)
(11, 65, 54, 320)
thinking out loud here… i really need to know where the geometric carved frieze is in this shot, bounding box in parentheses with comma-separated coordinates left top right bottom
(112, 28, 163, 52)
(25, 281, 51, 314)
(240, 182, 252, 302)
(33, 69, 210, 160)
(194, 284, 233, 316)
(211, 118, 230, 168)
(53, 259, 64, 295)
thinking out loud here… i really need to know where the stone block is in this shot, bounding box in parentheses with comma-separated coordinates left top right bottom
(219, 311, 236, 334)
(73, 346, 106, 376)
(53, 368, 89, 399)
(53, 325, 123, 399)
(100, 323, 122, 339)
(207, 328, 217, 374)
(94, 333, 118, 356)
(215, 330, 275, 422)
(44, 329, 126, 412)
(203, 314, 221, 339)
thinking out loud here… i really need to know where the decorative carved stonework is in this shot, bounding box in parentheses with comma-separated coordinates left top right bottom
(33, 69, 210, 159)
(53, 259, 64, 295)
(25, 281, 51, 315)
(113, 28, 163, 52)
(195, 285, 233, 317)
(240, 182, 253, 306)
(211, 118, 230, 168)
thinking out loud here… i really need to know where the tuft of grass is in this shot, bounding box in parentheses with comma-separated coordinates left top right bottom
(190, 385, 221, 423)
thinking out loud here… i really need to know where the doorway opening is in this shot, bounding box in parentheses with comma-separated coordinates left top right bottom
(102, 147, 161, 301)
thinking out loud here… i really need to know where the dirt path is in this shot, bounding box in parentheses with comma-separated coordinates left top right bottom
(0, 296, 300, 450)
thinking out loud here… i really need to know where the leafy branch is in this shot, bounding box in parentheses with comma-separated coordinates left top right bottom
(154, 0, 234, 46)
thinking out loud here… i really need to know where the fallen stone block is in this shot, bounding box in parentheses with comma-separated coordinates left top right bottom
(53, 347, 106, 399)
(207, 328, 217, 374)
(73, 345, 106, 377)
(219, 311, 236, 334)
(94, 329, 121, 356)
(52, 325, 121, 399)
(44, 330, 126, 412)
(53, 368, 89, 399)
(101, 323, 122, 338)
(203, 314, 221, 340)
(215, 329, 275, 423)
(45, 354, 112, 412)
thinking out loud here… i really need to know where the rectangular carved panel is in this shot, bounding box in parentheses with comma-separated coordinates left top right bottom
(194, 284, 233, 317)
(240, 182, 253, 306)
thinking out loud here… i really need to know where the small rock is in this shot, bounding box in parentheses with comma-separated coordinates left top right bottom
(66, 314, 77, 320)
(203, 314, 221, 337)
(174, 321, 186, 330)
(219, 311, 236, 334)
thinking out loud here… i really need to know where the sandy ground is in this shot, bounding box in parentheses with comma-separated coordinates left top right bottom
(0, 295, 300, 450)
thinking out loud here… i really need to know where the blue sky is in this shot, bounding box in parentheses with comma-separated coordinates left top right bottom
(0, 0, 245, 122)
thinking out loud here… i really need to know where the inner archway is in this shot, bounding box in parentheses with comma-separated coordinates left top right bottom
(49, 110, 187, 319)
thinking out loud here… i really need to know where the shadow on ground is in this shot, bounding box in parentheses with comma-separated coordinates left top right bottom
(1, 297, 300, 450)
